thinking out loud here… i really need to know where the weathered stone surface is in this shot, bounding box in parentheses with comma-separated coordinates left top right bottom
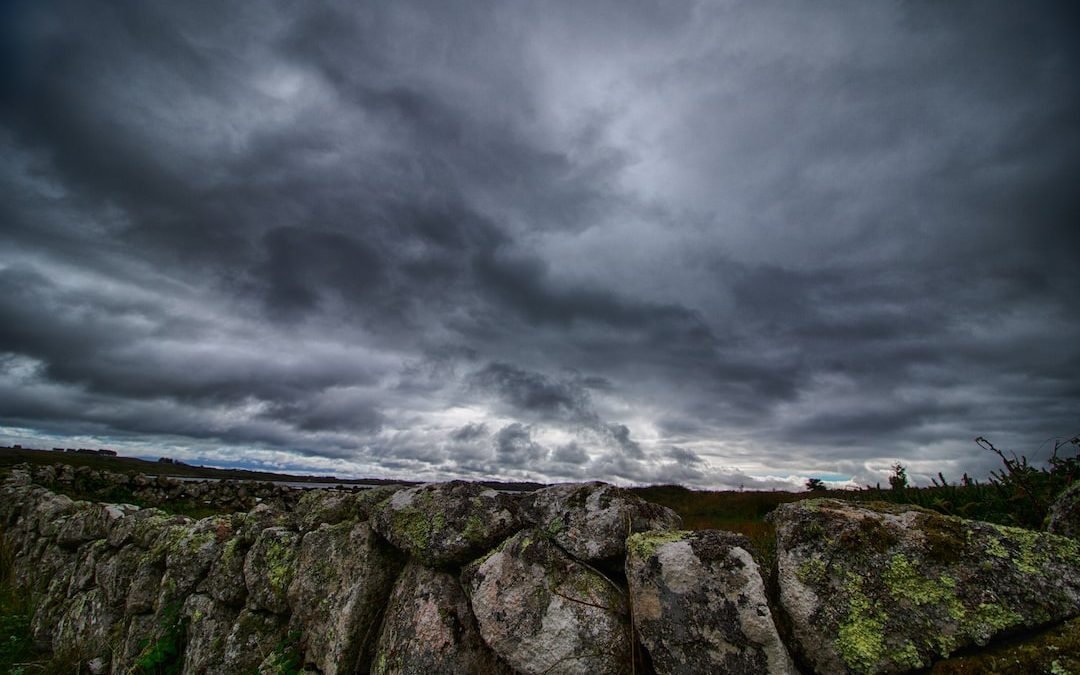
(464, 529, 632, 675)
(523, 481, 682, 561)
(771, 499, 1080, 674)
(112, 613, 158, 674)
(219, 607, 289, 673)
(53, 589, 116, 664)
(70, 538, 110, 593)
(1048, 480, 1080, 540)
(96, 544, 143, 607)
(625, 529, 796, 675)
(244, 526, 300, 614)
(288, 520, 404, 674)
(294, 485, 402, 531)
(372, 561, 511, 675)
(201, 534, 250, 607)
(373, 481, 522, 566)
(181, 593, 240, 675)
(157, 516, 230, 608)
(56, 503, 108, 548)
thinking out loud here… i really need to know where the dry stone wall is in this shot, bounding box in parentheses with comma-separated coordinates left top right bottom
(2, 466, 1080, 674)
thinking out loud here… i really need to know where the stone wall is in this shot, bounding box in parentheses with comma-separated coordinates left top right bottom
(1, 466, 1079, 674)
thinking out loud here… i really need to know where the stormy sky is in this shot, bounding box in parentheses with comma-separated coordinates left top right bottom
(2, 1, 1078, 489)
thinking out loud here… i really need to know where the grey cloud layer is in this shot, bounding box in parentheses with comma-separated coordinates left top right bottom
(1, 0, 1078, 486)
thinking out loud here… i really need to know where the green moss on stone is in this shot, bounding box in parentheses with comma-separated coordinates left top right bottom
(795, 557, 827, 586)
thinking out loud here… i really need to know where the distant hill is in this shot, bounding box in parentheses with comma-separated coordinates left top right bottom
(0, 446, 549, 492)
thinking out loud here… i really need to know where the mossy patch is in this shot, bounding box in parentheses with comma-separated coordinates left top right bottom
(265, 538, 296, 596)
(836, 572, 887, 673)
(626, 530, 687, 560)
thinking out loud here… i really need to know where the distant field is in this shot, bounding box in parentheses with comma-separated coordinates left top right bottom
(0, 446, 401, 484)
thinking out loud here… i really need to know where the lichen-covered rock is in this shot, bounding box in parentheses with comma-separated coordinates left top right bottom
(96, 544, 143, 607)
(157, 516, 230, 608)
(288, 520, 404, 674)
(625, 529, 796, 675)
(56, 503, 109, 548)
(244, 526, 300, 614)
(53, 588, 116, 664)
(202, 534, 250, 607)
(1048, 480, 1080, 540)
(181, 593, 240, 675)
(523, 482, 681, 561)
(372, 561, 511, 675)
(771, 499, 1080, 674)
(112, 613, 159, 673)
(69, 538, 110, 593)
(294, 485, 403, 531)
(463, 529, 632, 675)
(31, 490, 77, 538)
(219, 607, 289, 673)
(373, 481, 522, 567)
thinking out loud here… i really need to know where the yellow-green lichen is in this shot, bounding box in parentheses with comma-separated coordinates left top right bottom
(463, 513, 485, 544)
(626, 530, 688, 560)
(882, 554, 961, 618)
(988, 523, 1079, 576)
(795, 557, 827, 586)
(984, 535, 1009, 559)
(836, 572, 887, 673)
(265, 538, 296, 594)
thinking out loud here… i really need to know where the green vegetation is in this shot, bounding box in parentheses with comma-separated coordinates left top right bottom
(131, 602, 187, 674)
(258, 630, 304, 675)
(850, 437, 1080, 530)
(930, 617, 1080, 675)
(0, 530, 44, 674)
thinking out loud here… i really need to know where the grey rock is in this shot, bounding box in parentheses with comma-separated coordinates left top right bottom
(287, 520, 404, 674)
(373, 481, 522, 566)
(464, 529, 632, 675)
(95, 544, 143, 607)
(523, 482, 682, 561)
(625, 529, 796, 675)
(770, 499, 1080, 674)
(244, 526, 300, 614)
(372, 561, 512, 675)
(181, 593, 240, 675)
(294, 485, 402, 531)
(219, 607, 289, 673)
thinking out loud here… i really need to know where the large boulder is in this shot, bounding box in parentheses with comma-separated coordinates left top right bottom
(523, 482, 681, 561)
(372, 561, 511, 674)
(288, 520, 404, 674)
(1048, 480, 1080, 540)
(625, 529, 796, 675)
(463, 529, 632, 675)
(294, 485, 403, 531)
(771, 499, 1080, 674)
(373, 481, 522, 567)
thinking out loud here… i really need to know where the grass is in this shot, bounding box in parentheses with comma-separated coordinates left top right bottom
(0, 530, 48, 674)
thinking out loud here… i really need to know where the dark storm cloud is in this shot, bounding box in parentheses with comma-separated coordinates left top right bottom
(1, 0, 1078, 487)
